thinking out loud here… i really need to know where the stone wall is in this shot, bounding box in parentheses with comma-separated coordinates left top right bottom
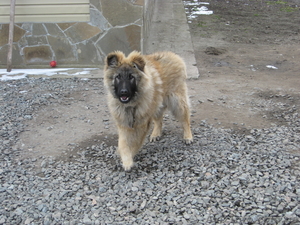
(0, 0, 143, 68)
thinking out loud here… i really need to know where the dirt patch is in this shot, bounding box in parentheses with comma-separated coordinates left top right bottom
(186, 0, 300, 130)
(14, 84, 117, 162)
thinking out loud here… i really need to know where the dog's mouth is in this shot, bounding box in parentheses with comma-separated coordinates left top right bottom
(120, 95, 130, 103)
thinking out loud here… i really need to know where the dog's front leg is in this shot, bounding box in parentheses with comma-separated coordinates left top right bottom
(117, 122, 150, 171)
(118, 131, 135, 171)
(117, 127, 141, 171)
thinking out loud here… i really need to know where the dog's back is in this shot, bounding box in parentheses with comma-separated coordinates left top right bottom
(145, 52, 187, 95)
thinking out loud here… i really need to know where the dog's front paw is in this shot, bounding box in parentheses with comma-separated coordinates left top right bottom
(122, 157, 134, 171)
(184, 137, 193, 145)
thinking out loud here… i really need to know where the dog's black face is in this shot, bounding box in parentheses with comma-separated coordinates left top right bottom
(114, 66, 137, 104)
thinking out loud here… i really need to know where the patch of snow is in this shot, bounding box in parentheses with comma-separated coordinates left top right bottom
(192, 6, 213, 15)
(0, 68, 97, 81)
(266, 65, 278, 70)
(184, 2, 210, 6)
(184, 1, 213, 21)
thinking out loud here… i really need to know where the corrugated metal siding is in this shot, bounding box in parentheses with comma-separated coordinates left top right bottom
(0, 0, 90, 23)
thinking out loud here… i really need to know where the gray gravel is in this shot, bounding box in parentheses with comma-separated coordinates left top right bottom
(0, 78, 300, 225)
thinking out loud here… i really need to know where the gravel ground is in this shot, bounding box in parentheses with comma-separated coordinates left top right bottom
(0, 78, 299, 224)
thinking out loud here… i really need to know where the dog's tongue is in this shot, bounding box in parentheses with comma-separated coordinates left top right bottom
(121, 96, 128, 101)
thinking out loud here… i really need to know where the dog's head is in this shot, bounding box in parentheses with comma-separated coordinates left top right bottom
(104, 51, 146, 104)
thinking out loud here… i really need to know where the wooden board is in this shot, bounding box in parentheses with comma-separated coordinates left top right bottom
(0, 0, 90, 23)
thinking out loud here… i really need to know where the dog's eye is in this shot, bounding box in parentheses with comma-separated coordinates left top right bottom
(129, 74, 135, 80)
(133, 64, 138, 69)
(115, 74, 121, 80)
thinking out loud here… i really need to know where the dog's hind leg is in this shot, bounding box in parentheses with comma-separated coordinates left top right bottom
(150, 118, 163, 142)
(180, 106, 193, 144)
(169, 93, 193, 144)
(150, 106, 166, 142)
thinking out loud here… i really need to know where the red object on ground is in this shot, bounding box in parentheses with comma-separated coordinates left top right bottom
(50, 61, 57, 67)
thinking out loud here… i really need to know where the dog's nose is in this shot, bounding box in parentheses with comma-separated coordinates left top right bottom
(120, 89, 128, 95)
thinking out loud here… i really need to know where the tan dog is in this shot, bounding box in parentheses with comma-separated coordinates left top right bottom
(104, 51, 193, 170)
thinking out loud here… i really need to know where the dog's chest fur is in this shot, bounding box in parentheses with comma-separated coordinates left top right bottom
(116, 103, 154, 129)
(123, 106, 135, 128)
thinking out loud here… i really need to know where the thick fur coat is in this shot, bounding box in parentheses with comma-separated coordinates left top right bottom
(104, 51, 193, 170)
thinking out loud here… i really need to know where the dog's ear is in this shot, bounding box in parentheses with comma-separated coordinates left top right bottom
(133, 56, 145, 72)
(106, 54, 118, 68)
(128, 51, 146, 71)
(106, 51, 124, 68)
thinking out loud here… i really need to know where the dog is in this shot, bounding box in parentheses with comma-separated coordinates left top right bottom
(103, 51, 193, 170)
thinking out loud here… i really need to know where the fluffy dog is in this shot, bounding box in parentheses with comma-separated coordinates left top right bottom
(104, 51, 193, 170)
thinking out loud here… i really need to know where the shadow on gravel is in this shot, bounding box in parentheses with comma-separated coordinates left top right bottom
(71, 131, 199, 174)
(60, 134, 118, 163)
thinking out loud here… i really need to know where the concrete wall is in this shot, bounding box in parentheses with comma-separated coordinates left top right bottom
(0, 0, 144, 68)
(142, 0, 155, 54)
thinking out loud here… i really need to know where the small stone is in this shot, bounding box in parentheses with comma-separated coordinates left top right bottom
(47, 126, 53, 131)
(15, 207, 23, 215)
(256, 171, 263, 176)
(250, 214, 259, 222)
(52, 211, 61, 220)
(82, 214, 92, 224)
(43, 214, 53, 225)
(201, 181, 210, 188)
(183, 212, 190, 219)
(285, 211, 294, 218)
(234, 200, 242, 207)
(140, 200, 147, 209)
(283, 139, 289, 144)
(24, 115, 32, 120)
(132, 186, 139, 192)
(277, 203, 285, 212)
(238, 173, 248, 181)
(24, 218, 34, 224)
(98, 187, 107, 193)
(41, 160, 48, 168)
(231, 180, 239, 186)
(295, 208, 300, 216)
(245, 135, 256, 142)
(0, 217, 6, 224)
